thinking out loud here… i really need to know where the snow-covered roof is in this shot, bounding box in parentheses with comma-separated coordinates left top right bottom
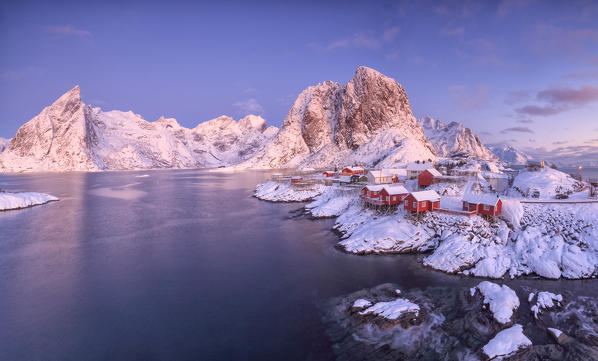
(382, 185, 409, 195)
(463, 192, 501, 206)
(406, 163, 432, 171)
(363, 185, 384, 192)
(344, 166, 364, 171)
(424, 168, 442, 177)
(387, 168, 407, 176)
(291, 176, 302, 179)
(409, 190, 441, 201)
(322, 170, 335, 173)
(339, 176, 351, 182)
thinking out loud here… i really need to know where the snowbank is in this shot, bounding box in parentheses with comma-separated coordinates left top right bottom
(352, 299, 372, 309)
(511, 167, 580, 199)
(500, 198, 523, 228)
(254, 180, 325, 202)
(482, 324, 532, 359)
(305, 186, 356, 217)
(529, 291, 563, 319)
(471, 281, 519, 325)
(0, 192, 58, 211)
(359, 297, 420, 320)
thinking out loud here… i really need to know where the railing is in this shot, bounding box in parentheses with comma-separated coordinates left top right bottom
(433, 208, 477, 216)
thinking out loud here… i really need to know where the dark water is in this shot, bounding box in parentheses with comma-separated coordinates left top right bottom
(0, 170, 596, 361)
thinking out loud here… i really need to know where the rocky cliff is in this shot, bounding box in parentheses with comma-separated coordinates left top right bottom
(238, 66, 436, 169)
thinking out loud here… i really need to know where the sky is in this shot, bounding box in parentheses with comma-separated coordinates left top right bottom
(1, 0, 598, 165)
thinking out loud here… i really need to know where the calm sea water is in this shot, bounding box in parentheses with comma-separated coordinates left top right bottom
(560, 166, 598, 181)
(0, 170, 596, 361)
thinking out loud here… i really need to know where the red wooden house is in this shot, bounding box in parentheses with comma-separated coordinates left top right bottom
(291, 176, 302, 184)
(361, 185, 384, 199)
(418, 168, 442, 187)
(404, 190, 441, 213)
(462, 193, 502, 216)
(341, 166, 365, 176)
(322, 171, 336, 177)
(379, 185, 409, 205)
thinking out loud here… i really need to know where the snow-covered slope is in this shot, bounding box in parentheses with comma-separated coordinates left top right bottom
(237, 66, 436, 169)
(419, 117, 497, 160)
(491, 145, 531, 165)
(0, 86, 277, 172)
(0, 137, 8, 153)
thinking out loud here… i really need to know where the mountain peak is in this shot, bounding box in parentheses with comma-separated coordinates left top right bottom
(239, 114, 267, 132)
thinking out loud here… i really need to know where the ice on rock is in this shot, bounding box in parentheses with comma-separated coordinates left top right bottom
(482, 324, 532, 359)
(472, 281, 519, 325)
(0, 192, 59, 210)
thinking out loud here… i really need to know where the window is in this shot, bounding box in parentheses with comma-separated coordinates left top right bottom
(421, 202, 425, 207)
(484, 205, 490, 211)
(413, 201, 417, 208)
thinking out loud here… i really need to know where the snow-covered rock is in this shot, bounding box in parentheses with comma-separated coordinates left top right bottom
(352, 299, 373, 309)
(237, 66, 436, 170)
(305, 186, 355, 217)
(491, 145, 532, 165)
(0, 192, 58, 210)
(0, 86, 277, 172)
(471, 282, 519, 325)
(419, 117, 497, 160)
(0, 137, 8, 153)
(254, 180, 325, 202)
(358, 297, 420, 320)
(482, 324, 532, 359)
(500, 199, 523, 229)
(529, 291, 563, 319)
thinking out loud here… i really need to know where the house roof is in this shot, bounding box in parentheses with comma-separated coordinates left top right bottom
(291, 176, 302, 179)
(462, 193, 501, 206)
(423, 168, 442, 177)
(406, 163, 432, 171)
(382, 185, 409, 195)
(409, 190, 441, 201)
(339, 176, 352, 182)
(323, 170, 335, 174)
(363, 185, 384, 192)
(344, 166, 364, 171)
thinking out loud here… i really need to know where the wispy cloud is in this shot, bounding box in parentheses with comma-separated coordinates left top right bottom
(441, 25, 465, 39)
(496, 0, 537, 18)
(517, 118, 534, 124)
(515, 84, 598, 116)
(44, 25, 92, 37)
(321, 26, 400, 51)
(552, 140, 568, 145)
(504, 89, 532, 105)
(233, 98, 264, 115)
(501, 126, 534, 134)
(524, 144, 598, 166)
(448, 84, 490, 109)
(0, 66, 38, 80)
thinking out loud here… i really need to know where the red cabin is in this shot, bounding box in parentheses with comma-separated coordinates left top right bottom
(462, 193, 502, 216)
(404, 190, 441, 213)
(418, 168, 442, 187)
(361, 185, 384, 199)
(342, 166, 365, 176)
(291, 176, 302, 184)
(379, 185, 409, 205)
(322, 171, 336, 177)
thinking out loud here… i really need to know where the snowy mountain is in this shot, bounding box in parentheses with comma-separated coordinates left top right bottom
(0, 137, 8, 153)
(419, 117, 497, 161)
(490, 145, 531, 165)
(0, 86, 277, 172)
(237, 66, 436, 169)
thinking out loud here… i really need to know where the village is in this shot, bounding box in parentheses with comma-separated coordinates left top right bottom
(255, 160, 598, 281)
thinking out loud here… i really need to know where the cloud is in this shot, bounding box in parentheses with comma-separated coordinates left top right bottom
(500, 126, 534, 134)
(448, 84, 490, 109)
(0, 66, 38, 80)
(515, 84, 598, 116)
(524, 144, 598, 166)
(517, 118, 534, 124)
(531, 24, 598, 54)
(480, 131, 492, 136)
(496, 0, 536, 18)
(44, 25, 92, 37)
(324, 26, 400, 50)
(562, 69, 598, 80)
(233, 98, 264, 115)
(552, 140, 568, 145)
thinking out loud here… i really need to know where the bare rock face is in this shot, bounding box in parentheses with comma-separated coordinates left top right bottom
(239, 66, 436, 169)
(0, 87, 277, 172)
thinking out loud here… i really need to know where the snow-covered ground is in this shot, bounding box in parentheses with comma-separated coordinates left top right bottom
(470, 281, 519, 325)
(254, 180, 326, 202)
(510, 167, 583, 199)
(482, 324, 532, 359)
(0, 192, 58, 211)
